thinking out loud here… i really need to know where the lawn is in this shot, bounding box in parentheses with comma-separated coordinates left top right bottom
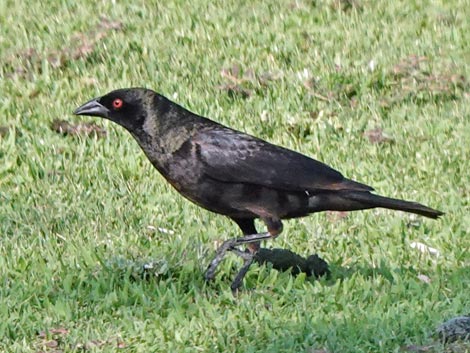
(1, 0, 469, 352)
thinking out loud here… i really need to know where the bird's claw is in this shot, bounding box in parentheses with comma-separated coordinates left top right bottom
(205, 232, 271, 285)
(205, 239, 256, 283)
(204, 238, 237, 281)
(230, 254, 254, 293)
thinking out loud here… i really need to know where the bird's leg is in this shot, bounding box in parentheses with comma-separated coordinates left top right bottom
(230, 218, 282, 291)
(230, 255, 254, 293)
(204, 232, 271, 282)
(204, 218, 258, 282)
(205, 218, 283, 290)
(231, 218, 260, 256)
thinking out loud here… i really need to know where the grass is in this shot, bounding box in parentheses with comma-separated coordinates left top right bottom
(1, 0, 469, 352)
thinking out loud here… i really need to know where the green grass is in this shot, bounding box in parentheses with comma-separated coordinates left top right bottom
(1, 0, 469, 352)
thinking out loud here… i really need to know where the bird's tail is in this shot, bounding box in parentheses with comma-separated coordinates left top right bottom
(343, 191, 444, 219)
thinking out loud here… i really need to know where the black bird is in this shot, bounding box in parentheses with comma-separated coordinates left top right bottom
(74, 88, 443, 290)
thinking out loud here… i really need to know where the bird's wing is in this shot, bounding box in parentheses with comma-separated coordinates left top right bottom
(191, 127, 373, 193)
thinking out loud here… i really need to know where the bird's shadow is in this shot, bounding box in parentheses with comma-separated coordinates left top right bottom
(251, 247, 408, 285)
(101, 247, 404, 288)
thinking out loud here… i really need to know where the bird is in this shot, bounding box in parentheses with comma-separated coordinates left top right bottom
(74, 87, 444, 290)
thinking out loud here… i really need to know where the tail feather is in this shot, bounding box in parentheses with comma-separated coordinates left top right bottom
(344, 191, 444, 219)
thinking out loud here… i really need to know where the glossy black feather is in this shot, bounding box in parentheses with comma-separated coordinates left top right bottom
(193, 127, 373, 193)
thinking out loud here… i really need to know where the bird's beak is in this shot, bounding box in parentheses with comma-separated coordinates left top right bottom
(74, 98, 110, 118)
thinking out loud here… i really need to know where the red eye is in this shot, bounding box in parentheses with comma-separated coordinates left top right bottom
(112, 98, 123, 109)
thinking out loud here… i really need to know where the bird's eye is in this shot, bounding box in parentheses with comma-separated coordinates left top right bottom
(112, 98, 123, 110)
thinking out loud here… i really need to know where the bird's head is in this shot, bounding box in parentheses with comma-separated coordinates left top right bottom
(74, 87, 156, 133)
(75, 87, 200, 155)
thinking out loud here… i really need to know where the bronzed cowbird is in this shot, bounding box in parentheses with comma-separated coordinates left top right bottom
(74, 88, 443, 290)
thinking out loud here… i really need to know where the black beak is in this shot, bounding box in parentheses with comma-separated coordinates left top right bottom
(74, 98, 110, 118)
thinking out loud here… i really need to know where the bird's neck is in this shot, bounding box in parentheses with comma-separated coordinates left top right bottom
(129, 96, 203, 174)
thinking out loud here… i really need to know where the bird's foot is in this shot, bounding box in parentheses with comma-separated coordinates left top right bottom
(230, 253, 254, 293)
(205, 238, 237, 281)
(205, 232, 272, 283)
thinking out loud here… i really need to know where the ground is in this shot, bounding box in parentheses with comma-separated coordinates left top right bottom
(0, 0, 469, 352)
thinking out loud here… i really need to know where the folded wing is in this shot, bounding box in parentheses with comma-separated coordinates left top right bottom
(193, 127, 373, 193)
